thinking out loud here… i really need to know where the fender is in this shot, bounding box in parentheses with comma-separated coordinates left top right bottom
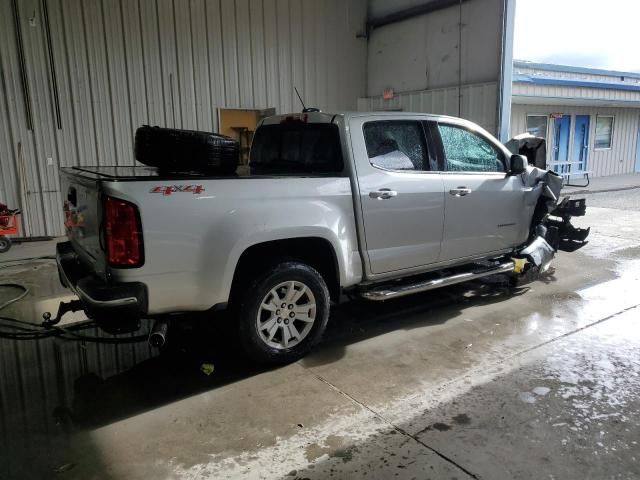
(211, 203, 363, 304)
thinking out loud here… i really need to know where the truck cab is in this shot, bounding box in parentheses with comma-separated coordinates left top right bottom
(341, 112, 533, 278)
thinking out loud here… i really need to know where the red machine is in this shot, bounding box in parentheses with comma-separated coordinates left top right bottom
(0, 202, 20, 253)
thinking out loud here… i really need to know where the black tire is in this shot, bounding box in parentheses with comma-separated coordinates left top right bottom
(0, 236, 11, 253)
(237, 262, 330, 365)
(134, 125, 239, 174)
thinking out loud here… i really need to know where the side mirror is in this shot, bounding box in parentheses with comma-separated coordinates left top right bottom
(510, 154, 527, 175)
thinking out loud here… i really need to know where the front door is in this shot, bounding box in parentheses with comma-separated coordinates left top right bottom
(350, 117, 445, 275)
(553, 115, 571, 174)
(435, 122, 529, 262)
(572, 115, 590, 173)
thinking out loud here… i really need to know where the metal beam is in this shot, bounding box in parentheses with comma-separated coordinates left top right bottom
(497, 0, 515, 142)
(367, 0, 469, 30)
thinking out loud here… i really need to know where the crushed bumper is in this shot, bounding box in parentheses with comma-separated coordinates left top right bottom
(547, 198, 590, 252)
(56, 241, 147, 320)
(517, 235, 555, 269)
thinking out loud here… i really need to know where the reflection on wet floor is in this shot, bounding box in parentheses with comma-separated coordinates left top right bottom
(0, 260, 634, 478)
(1, 207, 640, 478)
(0, 270, 519, 477)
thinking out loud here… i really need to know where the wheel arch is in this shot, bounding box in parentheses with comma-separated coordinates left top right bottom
(229, 236, 342, 304)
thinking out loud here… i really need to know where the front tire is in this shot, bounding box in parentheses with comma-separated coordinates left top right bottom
(237, 262, 330, 364)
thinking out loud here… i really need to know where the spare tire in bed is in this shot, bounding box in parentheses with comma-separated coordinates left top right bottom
(135, 125, 240, 174)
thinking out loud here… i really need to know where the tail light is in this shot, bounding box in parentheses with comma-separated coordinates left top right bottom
(103, 196, 144, 267)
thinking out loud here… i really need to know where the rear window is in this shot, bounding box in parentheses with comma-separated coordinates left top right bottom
(250, 123, 344, 174)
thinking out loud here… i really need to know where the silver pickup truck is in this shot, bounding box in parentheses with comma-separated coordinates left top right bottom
(55, 112, 588, 363)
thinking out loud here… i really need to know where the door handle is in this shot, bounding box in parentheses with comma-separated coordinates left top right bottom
(369, 189, 398, 200)
(449, 187, 472, 197)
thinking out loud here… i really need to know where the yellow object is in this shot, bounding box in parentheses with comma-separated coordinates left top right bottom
(513, 258, 527, 273)
(200, 363, 215, 376)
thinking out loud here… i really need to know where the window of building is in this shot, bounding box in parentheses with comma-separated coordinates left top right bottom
(363, 121, 431, 171)
(526, 114, 548, 139)
(595, 115, 614, 149)
(437, 124, 505, 173)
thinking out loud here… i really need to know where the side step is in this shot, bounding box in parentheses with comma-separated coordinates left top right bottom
(360, 261, 515, 301)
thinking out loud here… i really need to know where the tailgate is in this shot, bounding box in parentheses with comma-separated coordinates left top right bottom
(60, 169, 107, 276)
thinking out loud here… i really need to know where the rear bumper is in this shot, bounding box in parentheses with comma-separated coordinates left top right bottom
(57, 241, 147, 319)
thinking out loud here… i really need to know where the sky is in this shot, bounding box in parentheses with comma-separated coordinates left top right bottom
(514, 0, 640, 73)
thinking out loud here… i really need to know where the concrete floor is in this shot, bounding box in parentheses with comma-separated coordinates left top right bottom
(1, 189, 640, 479)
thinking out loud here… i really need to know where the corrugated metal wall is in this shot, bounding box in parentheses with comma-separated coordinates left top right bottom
(0, 0, 368, 237)
(357, 82, 499, 135)
(367, 0, 505, 94)
(511, 103, 640, 177)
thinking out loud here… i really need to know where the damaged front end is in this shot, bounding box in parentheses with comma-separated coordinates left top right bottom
(511, 167, 590, 278)
(546, 197, 590, 252)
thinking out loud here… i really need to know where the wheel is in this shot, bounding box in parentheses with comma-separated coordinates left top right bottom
(237, 262, 330, 364)
(0, 236, 11, 253)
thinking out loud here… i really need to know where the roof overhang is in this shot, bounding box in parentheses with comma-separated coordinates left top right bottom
(513, 60, 640, 81)
(513, 74, 640, 92)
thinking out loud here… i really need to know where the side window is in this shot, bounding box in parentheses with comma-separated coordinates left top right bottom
(363, 121, 432, 171)
(250, 123, 344, 174)
(437, 124, 505, 173)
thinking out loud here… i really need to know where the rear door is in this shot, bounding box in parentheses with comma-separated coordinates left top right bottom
(349, 116, 445, 275)
(433, 121, 528, 262)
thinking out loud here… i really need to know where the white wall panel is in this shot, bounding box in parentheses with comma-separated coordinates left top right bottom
(367, 0, 504, 94)
(358, 82, 499, 135)
(249, 0, 267, 108)
(0, 0, 367, 237)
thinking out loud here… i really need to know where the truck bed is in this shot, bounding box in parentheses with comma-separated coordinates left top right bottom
(68, 165, 257, 181)
(65, 165, 331, 181)
(59, 165, 360, 315)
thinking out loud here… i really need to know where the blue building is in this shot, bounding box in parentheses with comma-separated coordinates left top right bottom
(510, 60, 640, 178)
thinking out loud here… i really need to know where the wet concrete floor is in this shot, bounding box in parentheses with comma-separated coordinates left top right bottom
(1, 193, 639, 479)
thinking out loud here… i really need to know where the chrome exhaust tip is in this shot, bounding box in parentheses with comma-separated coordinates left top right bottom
(149, 320, 168, 348)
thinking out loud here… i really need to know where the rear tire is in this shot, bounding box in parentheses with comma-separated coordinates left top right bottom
(237, 262, 330, 365)
(0, 236, 11, 253)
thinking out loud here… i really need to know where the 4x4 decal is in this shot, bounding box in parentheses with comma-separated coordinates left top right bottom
(150, 185, 205, 196)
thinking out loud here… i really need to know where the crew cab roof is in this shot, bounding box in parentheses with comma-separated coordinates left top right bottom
(260, 111, 463, 126)
(259, 111, 498, 147)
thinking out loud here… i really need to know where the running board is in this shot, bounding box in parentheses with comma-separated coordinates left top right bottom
(360, 261, 515, 301)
